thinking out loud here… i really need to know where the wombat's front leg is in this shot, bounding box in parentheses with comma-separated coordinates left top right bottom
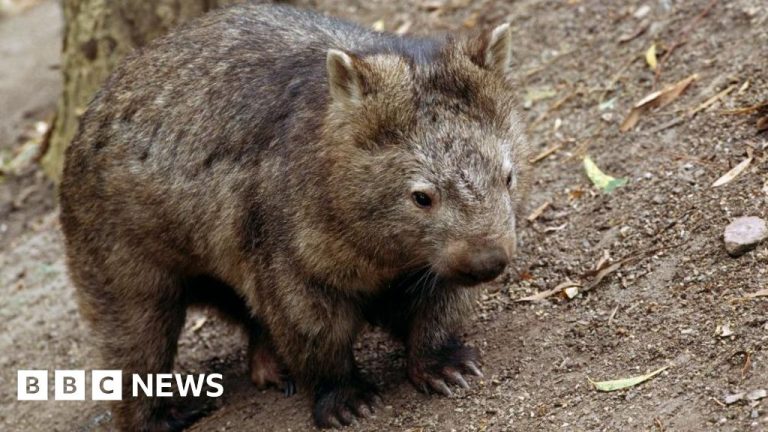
(263, 280, 380, 428)
(406, 287, 483, 396)
(367, 283, 483, 396)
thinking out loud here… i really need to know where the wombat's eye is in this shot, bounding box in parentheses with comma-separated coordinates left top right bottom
(506, 173, 513, 188)
(412, 191, 433, 208)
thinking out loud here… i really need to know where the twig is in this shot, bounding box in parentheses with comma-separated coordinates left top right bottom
(654, 0, 719, 86)
(689, 84, 736, 117)
(721, 100, 768, 115)
(529, 143, 563, 164)
(526, 201, 551, 222)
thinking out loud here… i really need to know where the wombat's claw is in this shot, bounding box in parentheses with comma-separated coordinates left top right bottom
(148, 405, 208, 432)
(428, 377, 453, 396)
(463, 361, 484, 378)
(445, 368, 470, 389)
(313, 380, 380, 428)
(408, 343, 483, 396)
(282, 378, 297, 397)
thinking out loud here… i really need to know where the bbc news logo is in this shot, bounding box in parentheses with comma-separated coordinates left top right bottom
(18, 370, 223, 401)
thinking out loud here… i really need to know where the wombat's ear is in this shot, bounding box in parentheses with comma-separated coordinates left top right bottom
(467, 23, 512, 75)
(327, 49, 363, 106)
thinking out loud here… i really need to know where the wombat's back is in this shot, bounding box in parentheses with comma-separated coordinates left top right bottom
(60, 4, 438, 271)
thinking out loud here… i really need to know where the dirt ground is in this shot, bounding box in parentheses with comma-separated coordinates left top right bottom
(1, 0, 767, 431)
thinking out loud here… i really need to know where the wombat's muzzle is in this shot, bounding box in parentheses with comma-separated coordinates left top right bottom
(441, 241, 509, 286)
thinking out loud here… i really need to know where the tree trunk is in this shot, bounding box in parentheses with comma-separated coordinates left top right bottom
(43, 0, 245, 181)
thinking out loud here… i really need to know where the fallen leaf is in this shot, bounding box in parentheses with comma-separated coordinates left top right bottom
(743, 288, 768, 299)
(524, 86, 557, 107)
(462, 12, 478, 28)
(589, 366, 669, 392)
(526, 201, 551, 222)
(568, 187, 585, 200)
(371, 19, 385, 31)
(598, 97, 618, 111)
(594, 250, 611, 272)
(737, 80, 750, 95)
(564, 286, 579, 299)
(725, 389, 767, 405)
(719, 322, 734, 337)
(583, 156, 628, 193)
(2, 140, 42, 176)
(517, 271, 534, 281)
(645, 43, 658, 70)
(621, 74, 698, 132)
(758, 115, 768, 132)
(517, 280, 580, 302)
(190, 316, 208, 332)
(395, 20, 412, 35)
(712, 149, 753, 187)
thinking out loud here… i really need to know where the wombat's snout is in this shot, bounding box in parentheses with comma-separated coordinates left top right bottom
(439, 241, 510, 286)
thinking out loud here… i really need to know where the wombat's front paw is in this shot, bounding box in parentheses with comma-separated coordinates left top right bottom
(408, 339, 483, 396)
(313, 378, 382, 428)
(249, 344, 296, 396)
(146, 405, 208, 432)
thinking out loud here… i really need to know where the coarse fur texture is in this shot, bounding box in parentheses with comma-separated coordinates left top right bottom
(59, 3, 530, 431)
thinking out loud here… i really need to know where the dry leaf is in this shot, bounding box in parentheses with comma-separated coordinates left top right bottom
(395, 20, 412, 35)
(371, 19, 385, 31)
(621, 74, 698, 132)
(564, 286, 579, 299)
(517, 281, 580, 302)
(589, 366, 669, 392)
(712, 149, 753, 187)
(518, 271, 534, 281)
(719, 322, 734, 337)
(645, 43, 657, 70)
(744, 289, 768, 299)
(190, 316, 208, 332)
(758, 115, 768, 132)
(526, 201, 551, 222)
(584, 156, 627, 193)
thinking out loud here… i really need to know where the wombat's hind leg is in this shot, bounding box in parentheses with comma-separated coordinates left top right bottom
(184, 275, 295, 395)
(247, 325, 296, 396)
(78, 264, 200, 432)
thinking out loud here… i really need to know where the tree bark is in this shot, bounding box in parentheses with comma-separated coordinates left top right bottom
(44, 0, 245, 181)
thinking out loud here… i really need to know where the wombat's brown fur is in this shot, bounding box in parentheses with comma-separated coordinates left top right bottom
(60, 3, 529, 431)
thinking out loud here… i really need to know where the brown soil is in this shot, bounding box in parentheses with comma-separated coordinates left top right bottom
(1, 0, 767, 431)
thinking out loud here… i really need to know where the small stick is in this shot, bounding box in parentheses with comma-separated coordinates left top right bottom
(689, 84, 736, 117)
(526, 201, 551, 222)
(654, 0, 719, 86)
(529, 143, 563, 164)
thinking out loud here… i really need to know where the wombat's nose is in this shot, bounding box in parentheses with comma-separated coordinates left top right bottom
(459, 246, 508, 284)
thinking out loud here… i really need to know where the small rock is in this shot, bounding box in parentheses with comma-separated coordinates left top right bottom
(724, 216, 767, 257)
(725, 392, 745, 405)
(633, 5, 651, 19)
(746, 389, 767, 401)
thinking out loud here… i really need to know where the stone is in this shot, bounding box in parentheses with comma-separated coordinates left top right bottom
(724, 216, 767, 257)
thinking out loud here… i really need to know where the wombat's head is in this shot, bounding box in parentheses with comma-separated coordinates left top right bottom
(322, 24, 529, 287)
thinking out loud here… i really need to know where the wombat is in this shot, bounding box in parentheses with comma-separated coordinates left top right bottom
(59, 3, 529, 431)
